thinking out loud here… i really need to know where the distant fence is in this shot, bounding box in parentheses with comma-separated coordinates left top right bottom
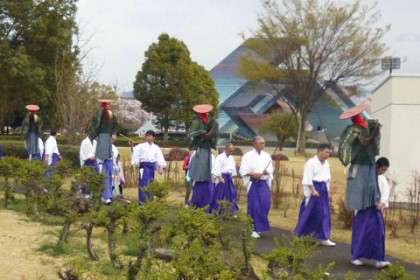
(390, 201, 420, 210)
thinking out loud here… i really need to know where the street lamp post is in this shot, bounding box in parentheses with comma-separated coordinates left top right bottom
(381, 56, 401, 75)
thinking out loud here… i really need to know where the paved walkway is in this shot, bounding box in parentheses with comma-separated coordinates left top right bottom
(252, 227, 420, 279)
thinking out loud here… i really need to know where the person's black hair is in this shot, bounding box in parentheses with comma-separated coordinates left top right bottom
(317, 143, 332, 152)
(376, 157, 390, 168)
(50, 130, 57, 136)
(145, 130, 156, 137)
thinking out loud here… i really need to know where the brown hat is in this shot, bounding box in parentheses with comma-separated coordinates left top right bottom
(26, 104, 40, 112)
(193, 104, 213, 114)
(339, 104, 368, 120)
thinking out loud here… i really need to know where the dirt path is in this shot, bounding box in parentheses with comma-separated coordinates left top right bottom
(253, 227, 420, 279)
(0, 210, 63, 280)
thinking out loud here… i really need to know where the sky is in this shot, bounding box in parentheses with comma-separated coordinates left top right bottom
(76, 0, 420, 92)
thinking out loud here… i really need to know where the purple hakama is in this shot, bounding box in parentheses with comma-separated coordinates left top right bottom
(138, 162, 156, 204)
(351, 206, 385, 261)
(101, 159, 114, 200)
(189, 181, 214, 213)
(43, 153, 60, 178)
(294, 181, 331, 240)
(247, 179, 271, 232)
(82, 159, 99, 195)
(30, 153, 42, 161)
(211, 173, 239, 213)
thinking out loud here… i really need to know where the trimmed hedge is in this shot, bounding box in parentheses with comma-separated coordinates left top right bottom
(0, 140, 80, 168)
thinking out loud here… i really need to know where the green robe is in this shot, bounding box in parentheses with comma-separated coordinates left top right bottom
(338, 119, 381, 210)
(187, 115, 218, 150)
(22, 113, 43, 156)
(89, 109, 119, 161)
(186, 115, 218, 181)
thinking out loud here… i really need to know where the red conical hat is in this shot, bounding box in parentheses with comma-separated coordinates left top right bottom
(25, 104, 39, 111)
(193, 104, 214, 114)
(339, 104, 368, 120)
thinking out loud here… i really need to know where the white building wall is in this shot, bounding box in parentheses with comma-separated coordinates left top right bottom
(371, 74, 420, 201)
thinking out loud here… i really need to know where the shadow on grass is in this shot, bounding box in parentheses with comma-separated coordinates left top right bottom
(37, 239, 87, 257)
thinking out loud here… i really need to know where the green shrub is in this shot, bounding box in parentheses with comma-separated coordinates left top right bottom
(0, 140, 80, 168)
(376, 262, 416, 280)
(0, 141, 28, 159)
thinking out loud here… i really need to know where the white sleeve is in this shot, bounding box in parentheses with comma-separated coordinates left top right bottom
(379, 175, 390, 208)
(212, 155, 222, 177)
(79, 141, 86, 166)
(265, 156, 274, 188)
(326, 161, 331, 191)
(156, 147, 167, 168)
(45, 139, 53, 156)
(302, 160, 314, 186)
(131, 145, 140, 165)
(230, 156, 237, 177)
(239, 154, 251, 177)
(38, 138, 44, 156)
(91, 140, 97, 158)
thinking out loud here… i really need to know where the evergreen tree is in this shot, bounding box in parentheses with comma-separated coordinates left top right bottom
(133, 33, 218, 140)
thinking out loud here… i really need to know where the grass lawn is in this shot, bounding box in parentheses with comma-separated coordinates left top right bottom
(120, 146, 420, 265)
(0, 145, 419, 279)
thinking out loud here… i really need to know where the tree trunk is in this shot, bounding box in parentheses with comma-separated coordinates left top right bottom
(127, 242, 147, 280)
(4, 178, 10, 208)
(122, 220, 128, 235)
(85, 223, 98, 260)
(163, 126, 169, 142)
(31, 189, 39, 216)
(277, 135, 286, 151)
(107, 221, 123, 269)
(57, 221, 72, 247)
(296, 111, 308, 154)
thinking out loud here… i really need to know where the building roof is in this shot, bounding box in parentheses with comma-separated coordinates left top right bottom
(210, 40, 357, 143)
(237, 114, 269, 134)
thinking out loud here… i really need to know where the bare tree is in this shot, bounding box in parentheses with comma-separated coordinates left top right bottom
(240, 0, 388, 153)
(53, 54, 99, 144)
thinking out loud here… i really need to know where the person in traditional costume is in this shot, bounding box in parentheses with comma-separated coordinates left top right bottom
(111, 134, 123, 197)
(211, 143, 239, 215)
(294, 143, 336, 246)
(239, 136, 273, 239)
(337, 104, 384, 267)
(350, 157, 391, 268)
(89, 99, 119, 204)
(112, 153, 125, 197)
(44, 130, 61, 166)
(130, 130, 166, 205)
(43, 130, 61, 180)
(38, 137, 44, 160)
(79, 131, 98, 197)
(182, 149, 193, 205)
(186, 104, 218, 212)
(22, 104, 43, 160)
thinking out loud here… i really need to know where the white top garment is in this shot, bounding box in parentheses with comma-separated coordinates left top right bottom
(378, 174, 390, 208)
(212, 151, 237, 184)
(212, 151, 237, 177)
(239, 148, 274, 191)
(79, 137, 97, 167)
(301, 155, 331, 199)
(38, 138, 44, 157)
(112, 144, 119, 164)
(44, 136, 60, 165)
(131, 142, 167, 168)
